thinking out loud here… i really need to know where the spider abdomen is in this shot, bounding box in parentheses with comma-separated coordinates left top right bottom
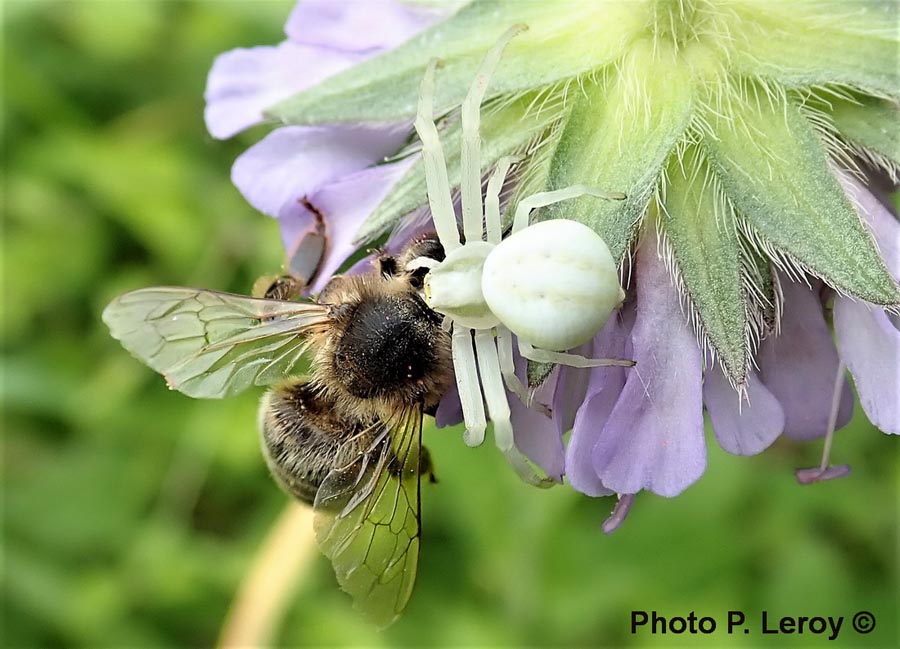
(481, 219, 625, 351)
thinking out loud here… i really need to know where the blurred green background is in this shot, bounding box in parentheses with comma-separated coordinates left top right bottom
(2, 2, 897, 647)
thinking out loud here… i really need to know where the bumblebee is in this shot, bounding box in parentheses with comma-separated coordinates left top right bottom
(102, 236, 450, 626)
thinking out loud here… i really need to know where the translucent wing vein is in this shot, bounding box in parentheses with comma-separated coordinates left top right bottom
(102, 286, 329, 398)
(313, 408, 423, 628)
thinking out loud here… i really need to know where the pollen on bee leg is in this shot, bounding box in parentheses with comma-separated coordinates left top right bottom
(602, 493, 635, 535)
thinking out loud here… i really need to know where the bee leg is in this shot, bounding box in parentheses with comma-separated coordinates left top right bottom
(252, 274, 306, 301)
(475, 330, 554, 488)
(419, 446, 438, 484)
(518, 340, 635, 369)
(451, 325, 487, 447)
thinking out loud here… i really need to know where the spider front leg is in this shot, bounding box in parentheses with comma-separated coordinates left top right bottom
(484, 155, 523, 244)
(474, 329, 553, 487)
(473, 330, 512, 449)
(460, 24, 526, 244)
(512, 185, 626, 234)
(452, 325, 487, 447)
(518, 339, 635, 368)
(415, 59, 461, 254)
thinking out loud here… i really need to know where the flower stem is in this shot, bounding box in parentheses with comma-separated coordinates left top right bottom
(795, 359, 851, 484)
(820, 359, 846, 472)
(217, 502, 316, 648)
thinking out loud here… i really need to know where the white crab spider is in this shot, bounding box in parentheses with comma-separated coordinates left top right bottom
(412, 25, 632, 484)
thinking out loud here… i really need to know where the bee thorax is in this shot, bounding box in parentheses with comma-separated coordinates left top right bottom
(328, 293, 449, 406)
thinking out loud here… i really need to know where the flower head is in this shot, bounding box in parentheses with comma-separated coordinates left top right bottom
(210, 0, 900, 525)
(205, 0, 449, 291)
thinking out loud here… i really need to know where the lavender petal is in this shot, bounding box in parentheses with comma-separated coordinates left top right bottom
(836, 171, 900, 283)
(552, 339, 593, 437)
(434, 380, 463, 429)
(704, 364, 784, 455)
(285, 0, 447, 54)
(590, 234, 706, 498)
(834, 297, 900, 435)
(204, 42, 364, 139)
(345, 209, 435, 277)
(296, 157, 418, 293)
(757, 279, 853, 440)
(565, 310, 633, 497)
(231, 124, 408, 219)
(507, 352, 564, 482)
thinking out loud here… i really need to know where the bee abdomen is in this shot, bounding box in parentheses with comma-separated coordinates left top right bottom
(258, 378, 364, 505)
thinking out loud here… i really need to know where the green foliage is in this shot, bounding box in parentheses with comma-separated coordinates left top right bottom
(268, 0, 638, 125)
(359, 96, 556, 244)
(730, 0, 900, 100)
(2, 3, 897, 648)
(829, 95, 900, 165)
(705, 89, 900, 306)
(660, 146, 748, 385)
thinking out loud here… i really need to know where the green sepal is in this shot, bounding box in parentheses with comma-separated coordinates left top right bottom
(266, 0, 641, 125)
(537, 40, 694, 262)
(705, 87, 900, 306)
(733, 1, 900, 100)
(828, 95, 900, 165)
(660, 146, 749, 385)
(526, 361, 554, 389)
(355, 95, 560, 243)
(740, 238, 779, 339)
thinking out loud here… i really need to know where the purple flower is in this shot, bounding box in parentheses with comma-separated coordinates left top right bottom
(562, 175, 899, 506)
(206, 0, 900, 530)
(833, 173, 900, 437)
(204, 0, 447, 292)
(564, 227, 706, 499)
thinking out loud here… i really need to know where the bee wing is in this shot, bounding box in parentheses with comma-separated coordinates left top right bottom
(313, 407, 424, 628)
(102, 287, 329, 398)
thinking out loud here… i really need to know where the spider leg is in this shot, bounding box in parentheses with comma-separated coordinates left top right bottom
(512, 185, 626, 234)
(473, 330, 512, 449)
(460, 25, 526, 244)
(518, 339, 635, 368)
(475, 329, 552, 487)
(452, 325, 487, 446)
(415, 59, 461, 253)
(497, 326, 551, 417)
(484, 155, 523, 244)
